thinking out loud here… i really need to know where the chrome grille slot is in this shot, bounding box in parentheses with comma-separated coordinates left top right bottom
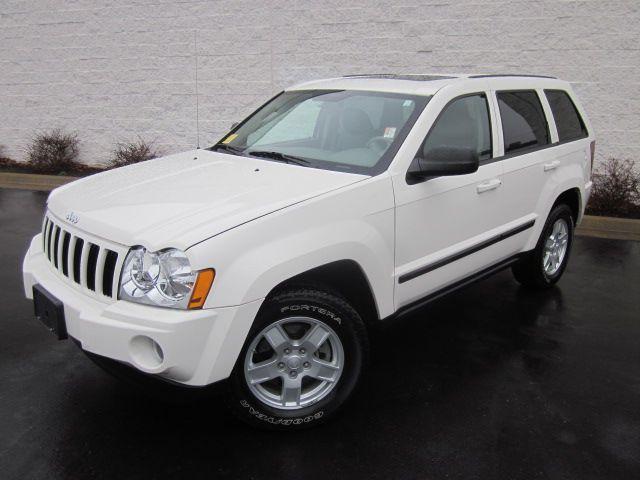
(47, 221, 54, 261)
(102, 250, 118, 297)
(46, 221, 54, 262)
(61, 232, 71, 277)
(86, 244, 100, 291)
(42, 218, 49, 252)
(52, 226, 61, 269)
(41, 214, 125, 300)
(72, 238, 84, 284)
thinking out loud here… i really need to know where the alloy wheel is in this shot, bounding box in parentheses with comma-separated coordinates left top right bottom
(542, 218, 569, 276)
(243, 316, 344, 410)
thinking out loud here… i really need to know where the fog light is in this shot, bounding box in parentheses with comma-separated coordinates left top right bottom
(130, 335, 164, 370)
(152, 339, 164, 363)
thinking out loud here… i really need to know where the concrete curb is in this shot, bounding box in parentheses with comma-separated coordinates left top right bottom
(1, 171, 638, 242)
(0, 172, 78, 191)
(577, 215, 640, 242)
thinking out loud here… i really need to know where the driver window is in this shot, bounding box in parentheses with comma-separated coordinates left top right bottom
(420, 94, 492, 162)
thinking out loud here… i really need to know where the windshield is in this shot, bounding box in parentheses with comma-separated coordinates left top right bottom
(211, 90, 430, 175)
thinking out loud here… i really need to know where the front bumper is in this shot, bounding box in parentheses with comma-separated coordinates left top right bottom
(23, 234, 263, 386)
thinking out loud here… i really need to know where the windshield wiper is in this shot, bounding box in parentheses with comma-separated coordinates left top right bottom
(209, 144, 246, 155)
(248, 150, 310, 166)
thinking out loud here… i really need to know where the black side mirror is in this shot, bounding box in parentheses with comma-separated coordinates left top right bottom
(230, 122, 239, 130)
(407, 147, 479, 183)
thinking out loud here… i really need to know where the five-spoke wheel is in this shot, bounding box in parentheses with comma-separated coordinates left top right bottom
(542, 218, 569, 276)
(244, 317, 344, 409)
(512, 203, 574, 289)
(229, 287, 368, 430)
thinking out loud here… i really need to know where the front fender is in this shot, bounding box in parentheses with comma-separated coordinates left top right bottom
(234, 224, 390, 315)
(187, 174, 396, 318)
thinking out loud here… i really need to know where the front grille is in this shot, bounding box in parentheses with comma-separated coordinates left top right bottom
(42, 214, 125, 300)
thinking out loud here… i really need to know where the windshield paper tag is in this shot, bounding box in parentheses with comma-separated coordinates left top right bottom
(383, 127, 396, 139)
(222, 133, 238, 144)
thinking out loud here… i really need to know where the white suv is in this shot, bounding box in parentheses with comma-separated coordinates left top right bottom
(23, 73, 594, 429)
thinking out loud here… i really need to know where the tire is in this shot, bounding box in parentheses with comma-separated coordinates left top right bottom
(512, 203, 575, 289)
(228, 287, 369, 430)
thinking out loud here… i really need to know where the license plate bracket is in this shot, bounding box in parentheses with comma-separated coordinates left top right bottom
(33, 285, 67, 340)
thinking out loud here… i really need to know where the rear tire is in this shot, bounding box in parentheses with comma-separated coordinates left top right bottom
(228, 287, 369, 430)
(512, 204, 574, 289)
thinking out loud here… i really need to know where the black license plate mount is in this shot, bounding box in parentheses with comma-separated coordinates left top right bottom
(33, 284, 67, 340)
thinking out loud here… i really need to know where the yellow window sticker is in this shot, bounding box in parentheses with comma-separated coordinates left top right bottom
(222, 133, 238, 144)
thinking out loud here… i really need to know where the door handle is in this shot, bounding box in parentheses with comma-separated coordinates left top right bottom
(544, 160, 560, 172)
(476, 178, 502, 194)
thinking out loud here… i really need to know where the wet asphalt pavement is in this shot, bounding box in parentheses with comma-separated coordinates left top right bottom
(1, 187, 639, 480)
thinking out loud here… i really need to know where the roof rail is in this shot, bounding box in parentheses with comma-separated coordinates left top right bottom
(342, 74, 456, 81)
(468, 74, 557, 79)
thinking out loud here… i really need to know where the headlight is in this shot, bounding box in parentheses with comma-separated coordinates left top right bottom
(119, 247, 214, 309)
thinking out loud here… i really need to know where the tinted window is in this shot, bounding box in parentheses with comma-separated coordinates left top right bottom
(420, 94, 492, 162)
(497, 91, 549, 154)
(545, 89, 588, 142)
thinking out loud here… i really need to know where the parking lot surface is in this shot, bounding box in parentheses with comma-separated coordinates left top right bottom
(1, 188, 639, 480)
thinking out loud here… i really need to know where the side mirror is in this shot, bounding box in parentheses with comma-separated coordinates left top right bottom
(230, 122, 239, 130)
(407, 147, 479, 183)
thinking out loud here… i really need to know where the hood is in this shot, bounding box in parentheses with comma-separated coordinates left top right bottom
(47, 149, 367, 251)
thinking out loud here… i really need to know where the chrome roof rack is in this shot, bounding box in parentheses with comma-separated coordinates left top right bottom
(468, 73, 557, 79)
(342, 74, 457, 81)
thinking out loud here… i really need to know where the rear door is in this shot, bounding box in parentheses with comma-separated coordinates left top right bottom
(493, 83, 592, 252)
(490, 86, 555, 252)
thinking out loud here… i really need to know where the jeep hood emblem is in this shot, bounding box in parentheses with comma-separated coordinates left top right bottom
(66, 212, 79, 224)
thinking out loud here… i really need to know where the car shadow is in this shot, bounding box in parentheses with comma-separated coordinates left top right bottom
(46, 271, 569, 479)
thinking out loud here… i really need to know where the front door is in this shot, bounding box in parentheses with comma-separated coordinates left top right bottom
(393, 91, 506, 309)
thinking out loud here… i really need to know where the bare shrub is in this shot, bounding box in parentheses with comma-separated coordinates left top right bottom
(0, 145, 25, 172)
(0, 151, 25, 171)
(26, 129, 81, 174)
(587, 158, 640, 218)
(109, 138, 159, 168)
(0, 145, 22, 168)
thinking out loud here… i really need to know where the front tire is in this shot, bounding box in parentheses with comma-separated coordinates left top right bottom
(228, 287, 369, 430)
(512, 204, 574, 289)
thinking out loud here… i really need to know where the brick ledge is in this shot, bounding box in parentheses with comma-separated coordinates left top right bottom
(1, 172, 638, 241)
(0, 172, 78, 191)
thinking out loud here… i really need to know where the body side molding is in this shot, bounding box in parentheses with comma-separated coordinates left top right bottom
(389, 254, 525, 321)
(398, 220, 535, 284)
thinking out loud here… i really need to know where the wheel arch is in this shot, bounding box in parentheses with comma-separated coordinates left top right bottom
(552, 187, 582, 225)
(525, 182, 584, 252)
(264, 259, 380, 324)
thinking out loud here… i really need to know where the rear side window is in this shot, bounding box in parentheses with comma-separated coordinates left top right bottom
(420, 94, 492, 162)
(545, 89, 588, 142)
(497, 91, 549, 154)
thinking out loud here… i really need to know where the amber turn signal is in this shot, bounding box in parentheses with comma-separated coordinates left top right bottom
(188, 269, 215, 309)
